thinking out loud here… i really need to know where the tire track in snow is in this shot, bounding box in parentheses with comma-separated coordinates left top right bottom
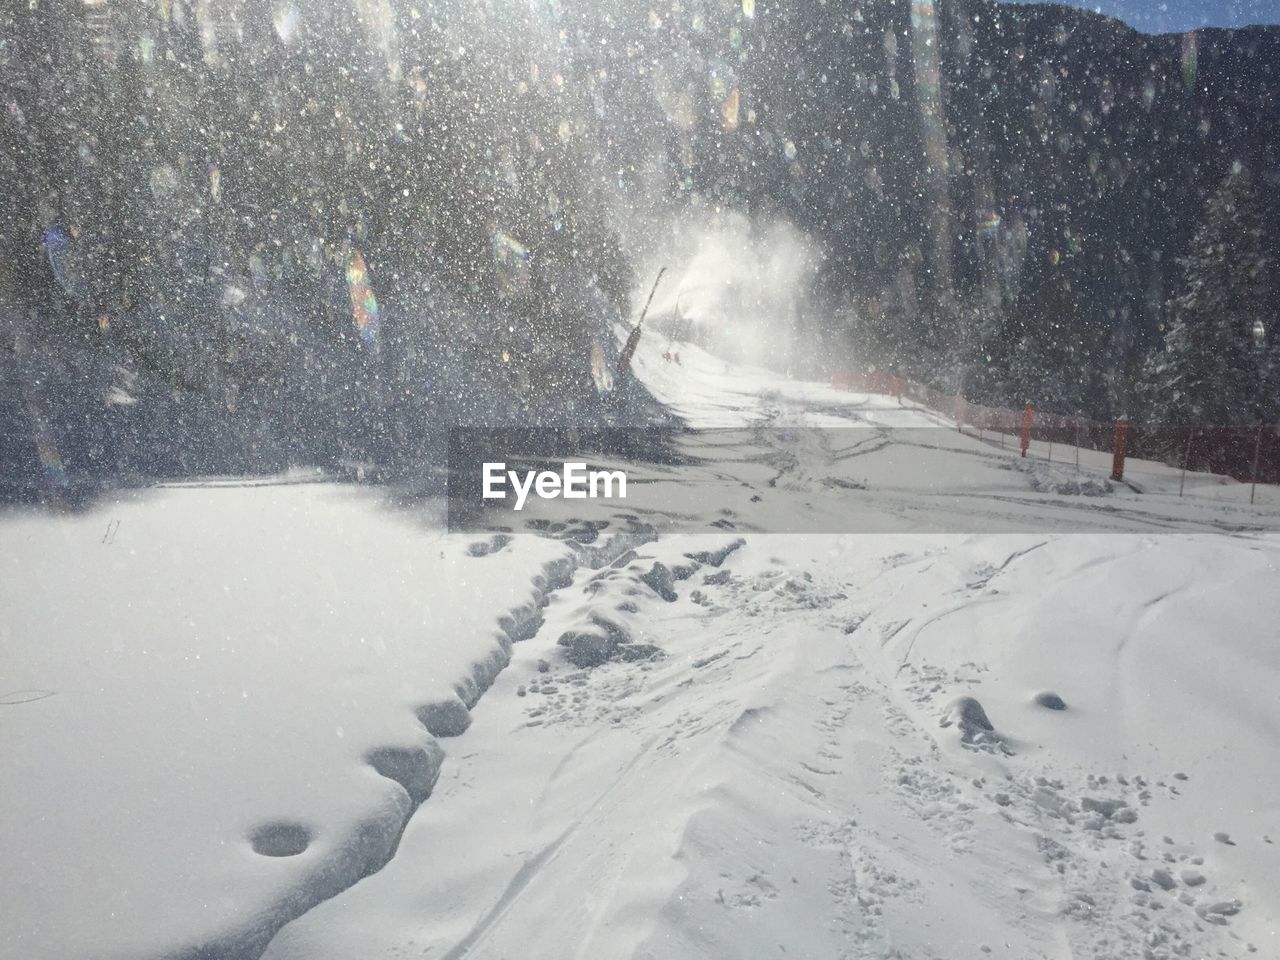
(441, 737, 658, 960)
(895, 541, 1048, 671)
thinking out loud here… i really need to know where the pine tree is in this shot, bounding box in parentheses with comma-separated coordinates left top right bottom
(1145, 164, 1270, 426)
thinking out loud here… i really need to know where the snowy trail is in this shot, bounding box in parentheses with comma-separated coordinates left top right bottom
(564, 339, 1280, 538)
(260, 341, 1280, 960)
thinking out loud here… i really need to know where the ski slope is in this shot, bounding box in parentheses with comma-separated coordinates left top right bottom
(3, 334, 1279, 960)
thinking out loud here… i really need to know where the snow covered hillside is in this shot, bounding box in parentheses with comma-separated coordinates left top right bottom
(4, 333, 1278, 960)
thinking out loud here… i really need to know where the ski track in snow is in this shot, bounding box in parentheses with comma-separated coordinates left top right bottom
(266, 525, 1277, 960)
(7, 335, 1280, 960)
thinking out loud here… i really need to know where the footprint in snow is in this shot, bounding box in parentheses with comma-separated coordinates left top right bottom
(466, 533, 512, 558)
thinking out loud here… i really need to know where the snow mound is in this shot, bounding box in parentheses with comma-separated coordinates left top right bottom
(1033, 690, 1069, 710)
(939, 696, 1012, 754)
(940, 695, 993, 735)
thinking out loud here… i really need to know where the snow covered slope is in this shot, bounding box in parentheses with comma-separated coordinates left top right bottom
(4, 330, 1278, 960)
(261, 337, 1279, 960)
(266, 532, 1280, 960)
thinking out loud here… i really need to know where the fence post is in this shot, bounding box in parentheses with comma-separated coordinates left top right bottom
(1020, 403, 1034, 458)
(1251, 423, 1263, 505)
(1111, 416, 1129, 482)
(1074, 419, 1081, 472)
(955, 393, 966, 433)
(1179, 429, 1193, 498)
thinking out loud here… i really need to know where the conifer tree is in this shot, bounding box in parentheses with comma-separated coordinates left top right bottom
(1145, 164, 1270, 425)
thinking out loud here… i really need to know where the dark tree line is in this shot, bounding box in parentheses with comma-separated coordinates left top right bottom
(0, 0, 639, 495)
(3, 0, 1278, 501)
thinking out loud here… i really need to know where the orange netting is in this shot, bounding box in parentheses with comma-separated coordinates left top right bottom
(831, 370, 1280, 488)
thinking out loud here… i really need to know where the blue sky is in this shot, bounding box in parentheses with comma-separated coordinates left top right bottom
(1003, 0, 1280, 33)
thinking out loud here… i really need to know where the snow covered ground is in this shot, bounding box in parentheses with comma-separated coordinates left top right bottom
(4, 332, 1279, 960)
(0, 479, 589, 959)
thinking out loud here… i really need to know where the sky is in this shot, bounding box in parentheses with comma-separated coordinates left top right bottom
(1007, 0, 1280, 33)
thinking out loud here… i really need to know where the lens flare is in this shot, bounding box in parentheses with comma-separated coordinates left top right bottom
(43, 226, 88, 301)
(590, 339, 614, 396)
(26, 400, 69, 493)
(492, 232, 531, 298)
(708, 59, 735, 101)
(721, 86, 740, 131)
(36, 436, 68, 489)
(345, 249, 381, 349)
(909, 0, 953, 295)
(273, 4, 300, 44)
(1181, 32, 1198, 91)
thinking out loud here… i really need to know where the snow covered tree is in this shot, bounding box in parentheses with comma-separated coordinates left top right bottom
(1144, 164, 1271, 426)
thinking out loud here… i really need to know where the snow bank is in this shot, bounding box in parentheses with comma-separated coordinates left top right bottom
(0, 482, 575, 960)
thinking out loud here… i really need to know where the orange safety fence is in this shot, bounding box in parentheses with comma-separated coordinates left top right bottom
(831, 370, 1280, 493)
